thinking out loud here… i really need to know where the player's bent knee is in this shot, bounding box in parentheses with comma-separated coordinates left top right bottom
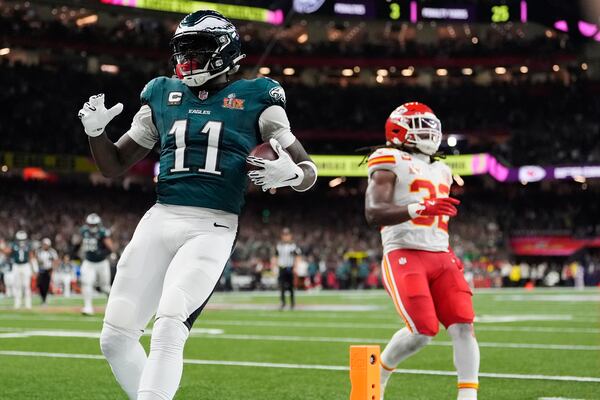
(406, 333, 432, 352)
(150, 317, 189, 355)
(448, 323, 475, 339)
(100, 322, 143, 359)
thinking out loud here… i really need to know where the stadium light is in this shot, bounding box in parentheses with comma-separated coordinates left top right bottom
(376, 69, 388, 77)
(436, 68, 448, 77)
(0, 48, 10, 56)
(76, 14, 98, 27)
(329, 177, 346, 188)
(376, 75, 384, 83)
(258, 67, 270, 75)
(573, 175, 586, 183)
(581, 63, 588, 71)
(495, 67, 507, 75)
(401, 68, 414, 77)
(100, 64, 119, 74)
(297, 33, 308, 44)
(471, 37, 479, 44)
(283, 67, 295, 76)
(520, 65, 529, 74)
(353, 66, 360, 73)
(552, 64, 560, 72)
(1, 165, 8, 173)
(447, 136, 457, 147)
(461, 68, 473, 76)
(342, 69, 354, 77)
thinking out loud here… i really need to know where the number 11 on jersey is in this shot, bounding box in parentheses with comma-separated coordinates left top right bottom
(168, 119, 222, 175)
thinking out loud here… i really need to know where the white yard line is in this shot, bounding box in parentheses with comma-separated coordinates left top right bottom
(0, 350, 599, 383)
(0, 315, 598, 334)
(0, 329, 597, 351)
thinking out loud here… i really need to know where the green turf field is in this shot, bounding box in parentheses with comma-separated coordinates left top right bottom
(0, 288, 598, 399)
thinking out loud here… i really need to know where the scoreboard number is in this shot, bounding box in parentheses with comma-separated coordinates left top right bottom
(389, 3, 400, 20)
(491, 5, 509, 23)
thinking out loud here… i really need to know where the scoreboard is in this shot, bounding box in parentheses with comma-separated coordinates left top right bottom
(294, 0, 527, 23)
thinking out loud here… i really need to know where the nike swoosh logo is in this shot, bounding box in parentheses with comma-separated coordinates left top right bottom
(283, 174, 299, 182)
(214, 222, 230, 229)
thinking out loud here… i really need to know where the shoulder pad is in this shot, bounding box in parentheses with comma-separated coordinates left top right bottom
(140, 77, 168, 105)
(257, 77, 286, 109)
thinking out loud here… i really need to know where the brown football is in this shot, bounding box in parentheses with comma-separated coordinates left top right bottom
(247, 142, 278, 171)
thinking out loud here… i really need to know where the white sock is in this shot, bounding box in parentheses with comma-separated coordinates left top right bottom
(100, 322, 147, 400)
(380, 328, 432, 399)
(138, 317, 190, 400)
(448, 323, 480, 400)
(82, 284, 94, 312)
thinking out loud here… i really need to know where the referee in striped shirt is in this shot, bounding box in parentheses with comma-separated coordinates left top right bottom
(274, 228, 301, 310)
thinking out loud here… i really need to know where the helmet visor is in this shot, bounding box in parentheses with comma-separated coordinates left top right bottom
(172, 33, 219, 73)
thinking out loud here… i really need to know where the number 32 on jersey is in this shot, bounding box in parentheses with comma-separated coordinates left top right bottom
(410, 179, 450, 232)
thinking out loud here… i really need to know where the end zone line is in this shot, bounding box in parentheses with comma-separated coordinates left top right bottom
(0, 350, 599, 383)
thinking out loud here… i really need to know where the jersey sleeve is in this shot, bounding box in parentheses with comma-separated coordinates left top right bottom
(260, 77, 286, 109)
(258, 105, 296, 148)
(126, 104, 159, 149)
(367, 148, 398, 176)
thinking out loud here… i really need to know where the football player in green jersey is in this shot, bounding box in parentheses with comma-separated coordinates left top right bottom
(1, 231, 37, 309)
(77, 10, 317, 400)
(76, 213, 114, 315)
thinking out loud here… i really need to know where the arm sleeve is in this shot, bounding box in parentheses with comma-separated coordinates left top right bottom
(367, 148, 398, 177)
(258, 105, 296, 148)
(125, 105, 159, 149)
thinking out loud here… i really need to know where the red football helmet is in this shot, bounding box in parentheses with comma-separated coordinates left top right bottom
(385, 102, 442, 155)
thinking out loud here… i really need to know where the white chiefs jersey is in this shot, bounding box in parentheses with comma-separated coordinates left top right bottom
(367, 147, 453, 253)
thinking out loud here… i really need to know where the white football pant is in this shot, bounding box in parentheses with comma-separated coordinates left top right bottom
(12, 263, 33, 309)
(81, 259, 111, 314)
(53, 271, 73, 297)
(100, 203, 237, 400)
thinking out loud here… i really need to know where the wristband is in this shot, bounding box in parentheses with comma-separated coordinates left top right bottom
(407, 202, 425, 219)
(292, 161, 318, 192)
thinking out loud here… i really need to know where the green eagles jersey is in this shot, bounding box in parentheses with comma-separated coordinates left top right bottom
(141, 76, 286, 214)
(80, 225, 110, 262)
(10, 242, 30, 264)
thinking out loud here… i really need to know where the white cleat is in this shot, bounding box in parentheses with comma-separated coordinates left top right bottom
(81, 307, 94, 316)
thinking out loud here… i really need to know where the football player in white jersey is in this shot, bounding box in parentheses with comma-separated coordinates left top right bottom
(365, 102, 480, 400)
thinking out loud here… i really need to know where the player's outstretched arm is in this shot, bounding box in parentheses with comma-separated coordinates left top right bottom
(365, 170, 460, 226)
(78, 94, 151, 178)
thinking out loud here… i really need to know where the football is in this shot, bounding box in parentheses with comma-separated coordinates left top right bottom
(246, 142, 279, 171)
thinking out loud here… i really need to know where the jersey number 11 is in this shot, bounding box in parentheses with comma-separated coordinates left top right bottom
(168, 119, 223, 175)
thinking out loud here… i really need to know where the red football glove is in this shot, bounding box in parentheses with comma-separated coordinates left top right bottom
(408, 197, 460, 218)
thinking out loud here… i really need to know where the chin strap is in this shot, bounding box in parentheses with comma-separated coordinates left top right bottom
(292, 161, 318, 192)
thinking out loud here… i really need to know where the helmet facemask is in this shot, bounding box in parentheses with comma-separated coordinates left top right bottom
(171, 32, 243, 87)
(401, 114, 442, 155)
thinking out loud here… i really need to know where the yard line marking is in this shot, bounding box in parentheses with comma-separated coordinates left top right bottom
(496, 294, 600, 302)
(538, 397, 586, 400)
(0, 350, 599, 383)
(0, 329, 597, 351)
(192, 333, 600, 351)
(0, 315, 598, 334)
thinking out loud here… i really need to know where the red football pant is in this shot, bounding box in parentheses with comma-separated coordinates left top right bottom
(381, 249, 474, 336)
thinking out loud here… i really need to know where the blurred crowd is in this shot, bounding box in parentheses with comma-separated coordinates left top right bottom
(1, 61, 599, 166)
(0, 1, 572, 60)
(1, 179, 599, 296)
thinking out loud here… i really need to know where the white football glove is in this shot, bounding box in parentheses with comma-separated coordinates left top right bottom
(247, 138, 304, 191)
(77, 94, 123, 137)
